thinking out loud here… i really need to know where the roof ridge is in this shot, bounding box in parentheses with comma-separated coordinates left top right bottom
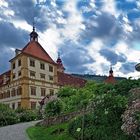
(21, 41, 56, 64)
(35, 41, 54, 62)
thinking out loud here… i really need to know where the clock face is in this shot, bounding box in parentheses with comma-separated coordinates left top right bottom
(135, 63, 140, 71)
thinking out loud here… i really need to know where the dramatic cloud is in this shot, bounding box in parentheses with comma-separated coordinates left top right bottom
(0, 0, 140, 78)
(80, 12, 123, 45)
(0, 21, 28, 48)
(100, 49, 127, 65)
(120, 62, 136, 74)
(59, 40, 94, 73)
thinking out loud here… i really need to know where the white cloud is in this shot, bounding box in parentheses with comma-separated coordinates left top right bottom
(39, 27, 63, 61)
(115, 41, 140, 63)
(0, 0, 140, 78)
(115, 41, 129, 54)
(61, 0, 84, 41)
(13, 20, 32, 31)
(0, 0, 8, 7)
(86, 39, 110, 75)
(101, 0, 119, 17)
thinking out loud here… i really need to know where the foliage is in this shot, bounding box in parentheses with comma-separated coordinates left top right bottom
(114, 79, 140, 96)
(41, 79, 140, 139)
(27, 123, 74, 140)
(0, 103, 19, 126)
(68, 114, 133, 140)
(121, 88, 140, 139)
(68, 94, 134, 140)
(45, 100, 63, 117)
(16, 108, 38, 122)
(58, 86, 77, 98)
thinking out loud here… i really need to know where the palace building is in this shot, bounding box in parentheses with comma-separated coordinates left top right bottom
(0, 27, 86, 109)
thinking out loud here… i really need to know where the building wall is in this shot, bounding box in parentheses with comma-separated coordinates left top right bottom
(0, 80, 22, 109)
(0, 54, 59, 109)
(27, 56, 55, 83)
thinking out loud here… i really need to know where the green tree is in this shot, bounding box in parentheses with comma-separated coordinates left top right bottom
(68, 94, 133, 140)
(58, 86, 77, 98)
(45, 100, 63, 117)
(0, 103, 19, 126)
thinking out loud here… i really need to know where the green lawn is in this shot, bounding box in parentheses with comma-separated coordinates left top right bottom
(26, 123, 75, 140)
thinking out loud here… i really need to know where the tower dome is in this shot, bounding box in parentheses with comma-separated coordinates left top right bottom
(109, 66, 113, 76)
(30, 26, 38, 41)
(56, 53, 65, 72)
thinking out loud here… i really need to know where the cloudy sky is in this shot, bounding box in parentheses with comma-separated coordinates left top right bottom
(0, 0, 140, 78)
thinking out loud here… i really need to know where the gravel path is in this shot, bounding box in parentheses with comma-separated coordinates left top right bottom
(0, 120, 40, 140)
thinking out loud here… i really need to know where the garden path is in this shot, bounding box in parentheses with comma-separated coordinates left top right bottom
(0, 120, 40, 140)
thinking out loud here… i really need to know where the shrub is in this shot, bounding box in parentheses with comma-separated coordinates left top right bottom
(68, 94, 133, 140)
(121, 99, 140, 139)
(0, 103, 19, 126)
(58, 87, 77, 98)
(45, 100, 63, 117)
(121, 88, 140, 139)
(16, 109, 38, 122)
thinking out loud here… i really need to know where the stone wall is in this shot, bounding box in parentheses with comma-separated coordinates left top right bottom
(37, 109, 90, 127)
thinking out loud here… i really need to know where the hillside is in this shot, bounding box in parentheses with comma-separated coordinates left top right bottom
(72, 74, 126, 83)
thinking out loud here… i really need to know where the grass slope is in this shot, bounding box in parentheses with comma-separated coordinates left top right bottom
(26, 123, 74, 140)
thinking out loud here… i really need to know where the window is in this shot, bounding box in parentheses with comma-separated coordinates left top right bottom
(40, 63, 45, 70)
(12, 103, 15, 110)
(50, 89, 54, 96)
(30, 59, 35, 67)
(40, 73, 45, 79)
(18, 59, 21, 66)
(11, 88, 16, 96)
(1, 93, 4, 99)
(30, 71, 36, 77)
(31, 101, 36, 109)
(31, 87, 36, 95)
(18, 102, 21, 108)
(6, 90, 10, 98)
(0, 94, 2, 99)
(49, 75, 54, 81)
(3, 92, 6, 99)
(17, 87, 22, 95)
(13, 63, 15, 69)
(13, 73, 16, 79)
(49, 65, 53, 72)
(41, 88, 46, 96)
(18, 71, 21, 77)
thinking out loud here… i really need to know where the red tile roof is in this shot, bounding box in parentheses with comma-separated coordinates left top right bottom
(21, 41, 56, 64)
(105, 75, 116, 84)
(0, 70, 11, 86)
(57, 72, 87, 88)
